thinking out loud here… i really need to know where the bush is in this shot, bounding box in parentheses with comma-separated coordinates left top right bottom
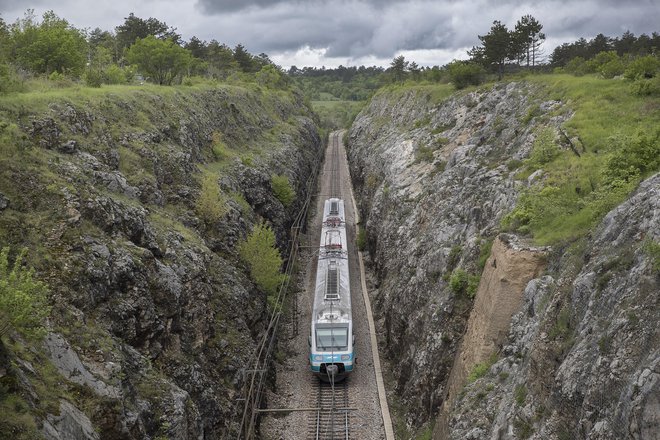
(238, 222, 286, 296)
(271, 174, 295, 207)
(602, 129, 660, 186)
(467, 352, 498, 383)
(600, 58, 625, 79)
(624, 55, 660, 80)
(83, 69, 104, 88)
(447, 61, 485, 89)
(196, 173, 227, 224)
(630, 76, 660, 96)
(0, 248, 50, 339)
(528, 128, 560, 168)
(564, 57, 588, 76)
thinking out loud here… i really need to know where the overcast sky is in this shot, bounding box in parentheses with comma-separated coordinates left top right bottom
(1, 0, 658, 68)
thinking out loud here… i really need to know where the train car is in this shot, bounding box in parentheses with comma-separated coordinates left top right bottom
(309, 198, 354, 381)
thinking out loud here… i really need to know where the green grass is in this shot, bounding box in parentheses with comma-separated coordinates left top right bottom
(467, 352, 499, 383)
(502, 74, 660, 245)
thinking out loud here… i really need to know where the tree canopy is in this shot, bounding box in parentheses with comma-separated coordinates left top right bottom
(126, 35, 192, 85)
(10, 10, 87, 76)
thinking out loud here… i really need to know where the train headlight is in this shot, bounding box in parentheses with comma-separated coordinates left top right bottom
(341, 354, 351, 361)
(313, 355, 323, 361)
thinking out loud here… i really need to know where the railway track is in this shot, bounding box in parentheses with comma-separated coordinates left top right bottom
(308, 377, 351, 440)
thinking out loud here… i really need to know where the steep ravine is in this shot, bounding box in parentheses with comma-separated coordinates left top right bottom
(347, 83, 658, 439)
(0, 85, 322, 438)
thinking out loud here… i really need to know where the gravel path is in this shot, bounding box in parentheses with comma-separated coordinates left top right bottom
(261, 131, 387, 439)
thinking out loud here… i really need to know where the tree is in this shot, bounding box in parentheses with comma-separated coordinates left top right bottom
(514, 15, 545, 67)
(233, 43, 255, 72)
(390, 55, 408, 83)
(0, 247, 50, 340)
(478, 20, 512, 79)
(126, 35, 192, 85)
(115, 13, 180, 54)
(185, 36, 207, 59)
(10, 10, 87, 76)
(238, 223, 286, 298)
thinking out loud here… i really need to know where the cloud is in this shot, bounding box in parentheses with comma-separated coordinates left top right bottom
(1, 0, 657, 69)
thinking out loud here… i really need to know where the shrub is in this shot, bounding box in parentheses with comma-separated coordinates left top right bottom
(447, 61, 485, 89)
(211, 131, 229, 160)
(565, 57, 588, 76)
(0, 248, 50, 339)
(195, 173, 227, 224)
(630, 76, 660, 96)
(467, 352, 498, 383)
(600, 58, 625, 79)
(514, 384, 527, 406)
(238, 222, 286, 296)
(643, 240, 660, 271)
(271, 174, 295, 207)
(83, 69, 104, 88)
(624, 55, 660, 80)
(602, 129, 660, 186)
(450, 268, 479, 297)
(528, 128, 560, 168)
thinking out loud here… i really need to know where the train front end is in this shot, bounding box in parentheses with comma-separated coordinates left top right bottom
(310, 320, 354, 381)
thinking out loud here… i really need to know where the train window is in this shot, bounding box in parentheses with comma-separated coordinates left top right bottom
(330, 201, 339, 215)
(315, 327, 348, 351)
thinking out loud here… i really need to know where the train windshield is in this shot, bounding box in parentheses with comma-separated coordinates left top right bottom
(315, 327, 348, 351)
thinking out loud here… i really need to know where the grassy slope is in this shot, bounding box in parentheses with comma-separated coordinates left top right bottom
(511, 74, 659, 244)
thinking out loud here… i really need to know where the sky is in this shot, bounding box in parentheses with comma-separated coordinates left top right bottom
(1, 0, 658, 68)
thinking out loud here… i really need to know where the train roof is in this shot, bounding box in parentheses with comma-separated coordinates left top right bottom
(312, 199, 351, 325)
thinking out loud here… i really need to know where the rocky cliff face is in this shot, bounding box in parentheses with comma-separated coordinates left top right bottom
(447, 174, 659, 440)
(346, 82, 658, 439)
(0, 85, 321, 438)
(347, 82, 566, 430)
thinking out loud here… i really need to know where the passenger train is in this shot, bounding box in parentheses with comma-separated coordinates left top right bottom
(309, 198, 354, 381)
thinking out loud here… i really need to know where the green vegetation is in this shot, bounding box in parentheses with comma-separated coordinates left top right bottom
(644, 240, 660, 271)
(514, 384, 528, 406)
(195, 172, 228, 224)
(477, 238, 494, 270)
(271, 174, 295, 207)
(447, 61, 486, 89)
(238, 222, 286, 298)
(449, 268, 480, 298)
(0, 248, 50, 339)
(500, 74, 660, 245)
(126, 35, 193, 85)
(356, 228, 367, 251)
(467, 352, 499, 383)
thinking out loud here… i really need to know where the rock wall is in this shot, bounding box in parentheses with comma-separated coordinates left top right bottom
(437, 235, 547, 437)
(446, 174, 659, 439)
(347, 83, 566, 430)
(0, 85, 321, 438)
(347, 82, 659, 439)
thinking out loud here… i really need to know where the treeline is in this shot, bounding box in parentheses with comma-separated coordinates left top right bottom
(288, 65, 385, 100)
(382, 23, 659, 92)
(0, 10, 286, 92)
(550, 31, 660, 66)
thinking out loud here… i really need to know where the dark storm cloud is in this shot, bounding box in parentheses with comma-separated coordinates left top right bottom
(196, 0, 658, 61)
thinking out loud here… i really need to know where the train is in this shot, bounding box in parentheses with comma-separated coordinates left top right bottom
(309, 198, 354, 382)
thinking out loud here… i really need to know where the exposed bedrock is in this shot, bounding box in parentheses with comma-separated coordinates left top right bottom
(0, 86, 321, 439)
(347, 83, 658, 439)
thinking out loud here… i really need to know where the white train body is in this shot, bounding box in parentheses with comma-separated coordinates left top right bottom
(309, 198, 354, 380)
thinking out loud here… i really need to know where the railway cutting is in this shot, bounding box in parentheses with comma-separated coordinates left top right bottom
(260, 132, 388, 440)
